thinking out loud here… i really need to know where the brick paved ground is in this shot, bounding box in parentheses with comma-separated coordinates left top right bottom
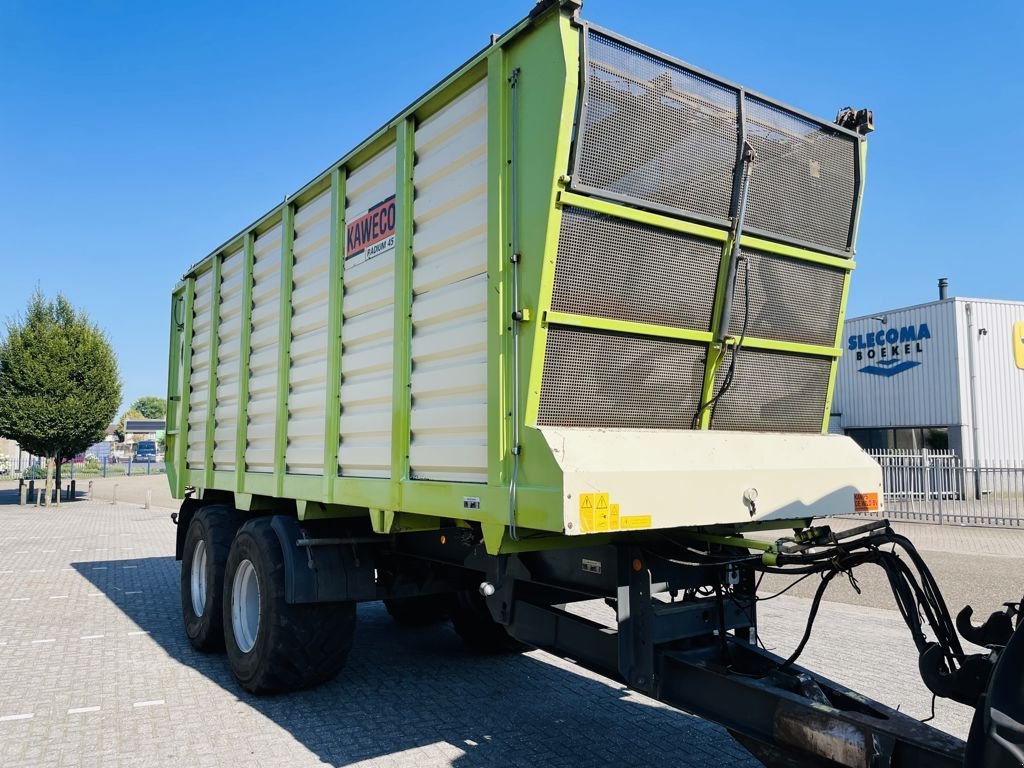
(0, 499, 1007, 766)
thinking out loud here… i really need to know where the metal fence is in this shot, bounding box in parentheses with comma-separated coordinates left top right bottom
(4, 457, 166, 481)
(862, 449, 1024, 527)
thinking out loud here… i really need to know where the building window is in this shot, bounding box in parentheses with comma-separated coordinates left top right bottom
(846, 427, 949, 452)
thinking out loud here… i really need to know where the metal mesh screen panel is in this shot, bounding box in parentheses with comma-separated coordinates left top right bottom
(744, 97, 857, 253)
(575, 31, 739, 222)
(709, 348, 830, 433)
(727, 249, 845, 347)
(552, 207, 721, 332)
(538, 326, 705, 429)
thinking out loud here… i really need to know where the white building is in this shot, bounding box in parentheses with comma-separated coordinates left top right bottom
(831, 286, 1024, 465)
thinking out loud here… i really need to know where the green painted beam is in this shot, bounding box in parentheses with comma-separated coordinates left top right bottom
(174, 279, 195, 497)
(558, 190, 728, 243)
(203, 253, 222, 489)
(235, 233, 254, 490)
(274, 205, 295, 497)
(486, 47, 508, 487)
(391, 120, 415, 485)
(322, 168, 346, 501)
(725, 335, 841, 359)
(544, 310, 714, 346)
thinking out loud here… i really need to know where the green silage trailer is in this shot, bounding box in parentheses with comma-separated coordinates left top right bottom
(166, 2, 1023, 765)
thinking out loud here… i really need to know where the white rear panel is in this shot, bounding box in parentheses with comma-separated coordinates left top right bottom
(286, 190, 332, 475)
(186, 268, 215, 469)
(213, 247, 245, 470)
(543, 428, 884, 533)
(339, 146, 396, 478)
(245, 223, 283, 473)
(409, 79, 488, 482)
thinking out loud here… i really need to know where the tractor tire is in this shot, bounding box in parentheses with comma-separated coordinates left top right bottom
(180, 504, 245, 652)
(222, 517, 356, 694)
(449, 589, 528, 654)
(384, 594, 452, 627)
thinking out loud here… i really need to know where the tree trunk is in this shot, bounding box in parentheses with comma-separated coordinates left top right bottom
(54, 453, 62, 506)
(43, 456, 53, 507)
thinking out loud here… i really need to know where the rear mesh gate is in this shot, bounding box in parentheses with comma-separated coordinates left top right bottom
(538, 26, 860, 434)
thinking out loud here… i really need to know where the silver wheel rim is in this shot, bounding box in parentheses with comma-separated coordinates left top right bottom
(231, 559, 261, 654)
(190, 539, 207, 617)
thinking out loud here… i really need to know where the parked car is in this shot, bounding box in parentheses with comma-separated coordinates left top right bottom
(133, 440, 160, 463)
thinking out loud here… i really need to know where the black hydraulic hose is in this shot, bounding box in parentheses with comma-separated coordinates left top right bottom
(779, 570, 838, 668)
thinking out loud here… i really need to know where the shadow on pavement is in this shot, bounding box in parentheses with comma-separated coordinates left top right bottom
(0, 486, 86, 506)
(72, 555, 755, 767)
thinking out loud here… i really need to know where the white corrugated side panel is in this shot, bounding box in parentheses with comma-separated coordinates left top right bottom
(833, 300, 959, 429)
(245, 223, 283, 473)
(186, 268, 215, 469)
(954, 299, 1024, 463)
(286, 189, 331, 475)
(213, 247, 245, 470)
(339, 146, 396, 478)
(408, 80, 488, 482)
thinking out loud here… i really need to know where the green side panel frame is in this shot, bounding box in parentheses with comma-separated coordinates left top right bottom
(274, 204, 295, 497)
(322, 169, 345, 501)
(391, 119, 415, 487)
(170, 279, 194, 498)
(235, 233, 255, 490)
(203, 254, 222, 489)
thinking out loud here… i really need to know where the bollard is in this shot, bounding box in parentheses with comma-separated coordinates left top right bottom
(19, 484, 27, 506)
(112, 484, 118, 504)
(147, 457, 151, 476)
(28, 479, 35, 502)
(145, 489, 152, 509)
(127, 459, 132, 477)
(34, 485, 41, 507)
(54, 485, 60, 507)
(102, 456, 107, 478)
(87, 480, 93, 501)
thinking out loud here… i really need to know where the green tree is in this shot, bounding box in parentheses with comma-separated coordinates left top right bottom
(0, 292, 121, 496)
(130, 395, 166, 420)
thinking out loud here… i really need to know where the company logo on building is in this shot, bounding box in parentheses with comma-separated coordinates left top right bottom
(849, 323, 931, 378)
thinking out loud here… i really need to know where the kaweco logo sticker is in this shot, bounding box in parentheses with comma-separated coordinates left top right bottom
(346, 195, 396, 265)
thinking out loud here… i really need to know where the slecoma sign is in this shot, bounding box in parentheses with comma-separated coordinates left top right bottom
(848, 323, 932, 377)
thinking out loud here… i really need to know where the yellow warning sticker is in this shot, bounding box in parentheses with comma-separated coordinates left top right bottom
(594, 493, 610, 531)
(578, 494, 634, 532)
(620, 515, 652, 530)
(579, 494, 594, 532)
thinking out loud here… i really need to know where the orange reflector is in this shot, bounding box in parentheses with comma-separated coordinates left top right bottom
(632, 558, 643, 572)
(440, 535, 447, 545)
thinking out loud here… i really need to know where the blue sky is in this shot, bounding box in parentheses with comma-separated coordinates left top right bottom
(1, 0, 1021, 410)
